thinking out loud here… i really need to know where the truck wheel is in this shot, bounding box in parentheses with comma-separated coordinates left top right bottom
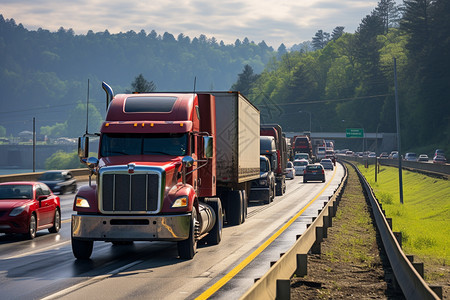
(178, 207, 199, 259)
(204, 198, 223, 245)
(72, 237, 94, 259)
(276, 183, 283, 196)
(270, 182, 275, 202)
(226, 191, 243, 226)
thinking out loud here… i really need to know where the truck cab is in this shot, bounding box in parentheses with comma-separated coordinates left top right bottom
(72, 84, 222, 260)
(249, 136, 277, 204)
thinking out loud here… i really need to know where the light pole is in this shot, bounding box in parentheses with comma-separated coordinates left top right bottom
(299, 111, 311, 133)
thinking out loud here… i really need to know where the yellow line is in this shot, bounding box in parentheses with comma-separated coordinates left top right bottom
(196, 168, 337, 299)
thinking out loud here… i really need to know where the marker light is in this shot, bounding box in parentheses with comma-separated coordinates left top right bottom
(105, 123, 110, 127)
(134, 123, 137, 127)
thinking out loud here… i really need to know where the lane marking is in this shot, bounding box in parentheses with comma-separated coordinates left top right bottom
(41, 260, 144, 300)
(3, 240, 71, 260)
(196, 167, 337, 300)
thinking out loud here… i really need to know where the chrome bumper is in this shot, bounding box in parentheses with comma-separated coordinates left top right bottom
(71, 213, 191, 241)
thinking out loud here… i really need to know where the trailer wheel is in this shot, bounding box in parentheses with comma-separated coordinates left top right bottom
(72, 237, 93, 259)
(204, 198, 223, 245)
(240, 190, 247, 224)
(178, 207, 198, 259)
(226, 191, 243, 226)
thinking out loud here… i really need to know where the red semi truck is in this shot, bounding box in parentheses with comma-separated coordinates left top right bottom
(292, 135, 316, 162)
(71, 83, 260, 259)
(260, 124, 287, 196)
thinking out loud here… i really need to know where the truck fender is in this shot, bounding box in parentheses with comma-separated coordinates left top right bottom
(163, 183, 197, 212)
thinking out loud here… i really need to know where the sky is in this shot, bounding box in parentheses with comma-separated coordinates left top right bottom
(0, 0, 384, 48)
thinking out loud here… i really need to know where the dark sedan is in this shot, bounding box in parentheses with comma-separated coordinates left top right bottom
(0, 182, 61, 239)
(303, 164, 326, 183)
(38, 170, 77, 194)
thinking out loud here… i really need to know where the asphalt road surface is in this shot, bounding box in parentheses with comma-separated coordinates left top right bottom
(0, 164, 345, 300)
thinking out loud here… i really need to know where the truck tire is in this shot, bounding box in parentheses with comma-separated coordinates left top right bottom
(240, 190, 247, 224)
(178, 207, 199, 259)
(72, 237, 94, 259)
(276, 182, 283, 196)
(226, 190, 243, 226)
(203, 198, 223, 245)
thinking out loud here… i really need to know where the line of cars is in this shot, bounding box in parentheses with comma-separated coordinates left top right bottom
(0, 170, 77, 239)
(285, 152, 335, 184)
(383, 149, 446, 164)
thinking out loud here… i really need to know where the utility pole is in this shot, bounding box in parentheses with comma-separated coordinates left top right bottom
(33, 117, 36, 172)
(394, 58, 404, 204)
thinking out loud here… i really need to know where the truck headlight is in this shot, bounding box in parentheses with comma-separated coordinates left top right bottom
(75, 196, 90, 208)
(172, 196, 188, 208)
(259, 179, 267, 185)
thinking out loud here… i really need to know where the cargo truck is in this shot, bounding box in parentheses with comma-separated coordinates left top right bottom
(292, 135, 316, 162)
(71, 83, 260, 260)
(260, 124, 287, 196)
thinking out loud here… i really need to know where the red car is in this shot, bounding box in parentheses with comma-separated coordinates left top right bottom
(0, 182, 61, 239)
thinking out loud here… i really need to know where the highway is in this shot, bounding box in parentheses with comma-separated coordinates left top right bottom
(0, 165, 345, 300)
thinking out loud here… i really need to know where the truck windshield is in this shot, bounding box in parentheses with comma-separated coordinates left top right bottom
(100, 133, 188, 157)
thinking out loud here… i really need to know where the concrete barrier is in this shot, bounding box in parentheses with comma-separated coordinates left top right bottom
(0, 168, 92, 183)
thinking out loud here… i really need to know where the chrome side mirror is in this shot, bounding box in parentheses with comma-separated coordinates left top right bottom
(86, 157, 99, 169)
(78, 136, 89, 159)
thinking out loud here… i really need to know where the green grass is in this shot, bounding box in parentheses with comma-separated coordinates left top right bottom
(356, 163, 450, 265)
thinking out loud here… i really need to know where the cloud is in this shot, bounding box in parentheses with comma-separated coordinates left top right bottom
(0, 0, 383, 47)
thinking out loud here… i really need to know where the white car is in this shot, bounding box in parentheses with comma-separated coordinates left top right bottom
(293, 159, 309, 176)
(285, 161, 295, 179)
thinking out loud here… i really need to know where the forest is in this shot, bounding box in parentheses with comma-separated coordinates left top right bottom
(234, 0, 449, 154)
(0, 0, 449, 155)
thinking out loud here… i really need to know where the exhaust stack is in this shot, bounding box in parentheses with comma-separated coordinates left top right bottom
(102, 81, 114, 110)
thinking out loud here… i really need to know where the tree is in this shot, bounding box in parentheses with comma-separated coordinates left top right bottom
(374, 0, 401, 33)
(129, 74, 156, 93)
(277, 43, 287, 59)
(0, 125, 6, 137)
(312, 30, 330, 50)
(231, 65, 260, 96)
(331, 26, 345, 41)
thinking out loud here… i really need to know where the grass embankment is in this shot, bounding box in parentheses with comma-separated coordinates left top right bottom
(357, 163, 450, 283)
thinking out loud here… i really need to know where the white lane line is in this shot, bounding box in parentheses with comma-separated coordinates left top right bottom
(41, 260, 144, 300)
(2, 240, 71, 260)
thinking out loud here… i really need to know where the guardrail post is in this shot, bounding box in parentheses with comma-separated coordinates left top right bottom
(386, 218, 392, 229)
(323, 215, 329, 238)
(295, 253, 307, 277)
(276, 279, 291, 300)
(328, 206, 333, 227)
(393, 232, 402, 248)
(413, 262, 424, 278)
(430, 286, 443, 299)
(311, 227, 323, 254)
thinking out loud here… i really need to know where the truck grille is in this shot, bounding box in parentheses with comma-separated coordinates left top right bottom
(100, 170, 162, 214)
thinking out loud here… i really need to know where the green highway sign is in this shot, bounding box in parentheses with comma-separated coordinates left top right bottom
(346, 128, 364, 138)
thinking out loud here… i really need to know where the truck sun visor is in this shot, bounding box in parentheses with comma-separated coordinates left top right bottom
(124, 96, 177, 113)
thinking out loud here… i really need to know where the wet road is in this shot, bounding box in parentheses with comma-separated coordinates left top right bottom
(0, 165, 345, 300)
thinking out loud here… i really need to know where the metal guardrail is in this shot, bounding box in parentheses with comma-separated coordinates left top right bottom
(240, 163, 348, 300)
(338, 154, 449, 178)
(347, 160, 440, 300)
